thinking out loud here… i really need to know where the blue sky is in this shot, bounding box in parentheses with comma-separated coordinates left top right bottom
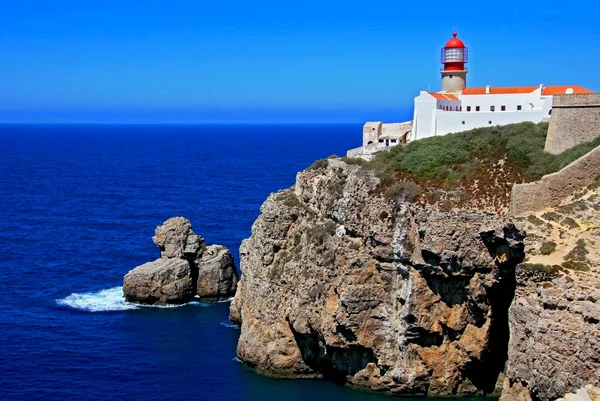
(1, 0, 599, 123)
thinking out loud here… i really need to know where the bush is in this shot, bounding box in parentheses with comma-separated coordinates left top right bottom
(540, 241, 557, 255)
(385, 180, 422, 202)
(561, 260, 590, 272)
(340, 156, 367, 166)
(309, 159, 329, 170)
(363, 121, 599, 196)
(564, 239, 588, 262)
(562, 217, 580, 229)
(527, 215, 545, 226)
(520, 263, 560, 275)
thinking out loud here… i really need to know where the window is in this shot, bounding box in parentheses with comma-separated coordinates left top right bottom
(391, 139, 397, 143)
(501, 105, 506, 111)
(467, 106, 471, 112)
(548, 109, 553, 116)
(462, 121, 465, 125)
(475, 106, 480, 112)
(517, 105, 522, 111)
(490, 106, 495, 112)
(488, 121, 492, 125)
(378, 139, 384, 143)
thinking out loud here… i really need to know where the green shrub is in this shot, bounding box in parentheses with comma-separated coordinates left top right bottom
(562, 217, 580, 229)
(340, 156, 367, 166)
(360, 122, 599, 201)
(519, 263, 559, 275)
(540, 241, 557, 255)
(309, 159, 329, 170)
(564, 239, 588, 262)
(527, 215, 545, 226)
(541, 211, 561, 222)
(561, 260, 590, 272)
(385, 180, 422, 202)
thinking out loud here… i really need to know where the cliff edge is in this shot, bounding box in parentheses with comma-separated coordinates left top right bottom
(230, 159, 525, 396)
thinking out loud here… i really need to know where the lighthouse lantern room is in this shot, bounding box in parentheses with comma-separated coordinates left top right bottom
(440, 32, 468, 93)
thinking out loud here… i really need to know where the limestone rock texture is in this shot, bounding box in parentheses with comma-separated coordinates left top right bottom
(123, 258, 194, 304)
(124, 217, 239, 305)
(196, 245, 239, 301)
(229, 159, 525, 397)
(503, 187, 600, 401)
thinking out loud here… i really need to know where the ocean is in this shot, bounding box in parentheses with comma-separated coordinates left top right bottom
(0, 124, 490, 401)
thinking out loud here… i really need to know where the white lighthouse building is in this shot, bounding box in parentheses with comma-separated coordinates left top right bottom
(411, 31, 593, 141)
(348, 32, 593, 160)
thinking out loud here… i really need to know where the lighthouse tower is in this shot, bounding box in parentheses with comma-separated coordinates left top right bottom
(440, 31, 468, 93)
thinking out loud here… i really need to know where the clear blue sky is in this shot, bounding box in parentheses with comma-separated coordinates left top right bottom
(1, 0, 599, 123)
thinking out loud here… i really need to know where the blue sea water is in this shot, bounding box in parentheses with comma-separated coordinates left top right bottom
(0, 124, 491, 401)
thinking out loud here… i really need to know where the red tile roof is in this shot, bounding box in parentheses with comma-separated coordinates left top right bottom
(461, 85, 593, 95)
(541, 85, 593, 95)
(428, 92, 459, 100)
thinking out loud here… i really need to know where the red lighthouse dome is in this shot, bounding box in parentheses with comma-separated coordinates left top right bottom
(445, 32, 465, 49)
(441, 31, 468, 71)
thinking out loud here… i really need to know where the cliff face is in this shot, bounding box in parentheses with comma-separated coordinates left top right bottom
(230, 159, 525, 397)
(501, 188, 600, 401)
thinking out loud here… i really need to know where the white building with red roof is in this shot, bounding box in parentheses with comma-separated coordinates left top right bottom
(412, 31, 593, 140)
(348, 32, 593, 160)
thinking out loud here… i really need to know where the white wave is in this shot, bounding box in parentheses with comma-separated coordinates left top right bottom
(232, 356, 242, 363)
(217, 296, 235, 303)
(220, 321, 240, 329)
(56, 286, 139, 312)
(56, 287, 209, 312)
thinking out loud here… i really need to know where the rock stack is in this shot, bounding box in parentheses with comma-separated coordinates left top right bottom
(123, 217, 238, 305)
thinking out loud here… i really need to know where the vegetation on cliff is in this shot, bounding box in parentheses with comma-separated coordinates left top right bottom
(342, 122, 600, 210)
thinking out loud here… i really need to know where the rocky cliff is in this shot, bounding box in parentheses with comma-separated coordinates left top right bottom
(230, 159, 526, 397)
(501, 188, 600, 401)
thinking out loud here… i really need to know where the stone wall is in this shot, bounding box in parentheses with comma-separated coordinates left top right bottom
(545, 93, 600, 154)
(511, 146, 600, 216)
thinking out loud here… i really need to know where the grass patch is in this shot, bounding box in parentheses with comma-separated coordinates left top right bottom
(520, 263, 560, 275)
(340, 156, 367, 166)
(561, 217, 580, 229)
(540, 241, 557, 255)
(362, 122, 600, 206)
(561, 260, 590, 272)
(564, 239, 588, 262)
(309, 158, 329, 170)
(527, 215, 545, 226)
(541, 211, 561, 222)
(385, 180, 422, 202)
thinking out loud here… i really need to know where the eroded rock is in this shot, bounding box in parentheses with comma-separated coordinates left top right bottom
(196, 245, 238, 301)
(230, 159, 525, 396)
(123, 258, 194, 305)
(124, 217, 239, 305)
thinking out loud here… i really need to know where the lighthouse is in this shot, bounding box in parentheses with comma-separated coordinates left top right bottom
(441, 31, 468, 93)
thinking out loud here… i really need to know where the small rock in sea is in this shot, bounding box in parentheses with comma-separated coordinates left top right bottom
(123, 217, 239, 305)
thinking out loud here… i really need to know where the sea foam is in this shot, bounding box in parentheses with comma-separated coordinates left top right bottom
(56, 286, 139, 312)
(56, 286, 208, 312)
(220, 321, 240, 329)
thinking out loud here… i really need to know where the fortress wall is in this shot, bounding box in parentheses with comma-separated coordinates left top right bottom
(545, 93, 600, 154)
(511, 146, 600, 216)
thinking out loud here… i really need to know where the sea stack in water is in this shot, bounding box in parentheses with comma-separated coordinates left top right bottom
(123, 217, 239, 305)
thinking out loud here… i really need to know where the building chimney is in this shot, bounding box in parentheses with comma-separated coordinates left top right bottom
(485, 85, 491, 94)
